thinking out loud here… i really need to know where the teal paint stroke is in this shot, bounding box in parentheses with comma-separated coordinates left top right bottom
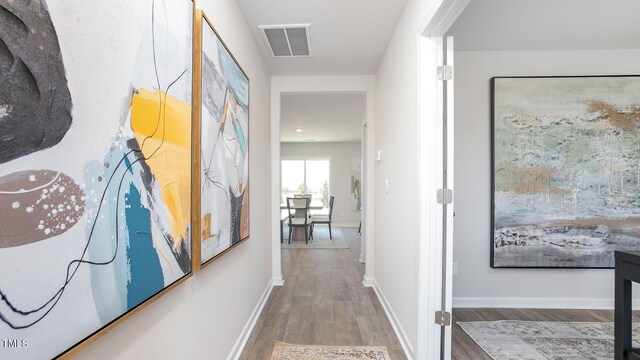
(217, 40, 248, 111)
(233, 119, 247, 154)
(83, 145, 135, 323)
(125, 183, 164, 310)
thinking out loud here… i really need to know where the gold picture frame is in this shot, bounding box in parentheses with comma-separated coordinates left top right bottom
(192, 10, 251, 272)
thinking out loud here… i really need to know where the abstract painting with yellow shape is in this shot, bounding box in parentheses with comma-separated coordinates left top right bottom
(0, 0, 193, 358)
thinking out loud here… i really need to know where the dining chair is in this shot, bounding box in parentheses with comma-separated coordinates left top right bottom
(293, 194, 313, 220)
(310, 195, 335, 239)
(286, 197, 311, 244)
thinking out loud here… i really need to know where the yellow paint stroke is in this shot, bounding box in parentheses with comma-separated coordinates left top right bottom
(131, 88, 190, 145)
(220, 96, 228, 133)
(201, 213, 213, 242)
(131, 88, 191, 251)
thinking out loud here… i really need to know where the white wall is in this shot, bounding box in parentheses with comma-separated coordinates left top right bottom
(453, 49, 640, 307)
(374, 0, 439, 357)
(75, 0, 272, 358)
(281, 142, 362, 226)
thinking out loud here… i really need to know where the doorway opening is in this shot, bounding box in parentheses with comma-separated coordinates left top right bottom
(278, 92, 364, 248)
(269, 77, 376, 288)
(246, 80, 407, 358)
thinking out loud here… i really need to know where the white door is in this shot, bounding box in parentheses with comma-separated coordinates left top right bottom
(419, 2, 468, 358)
(437, 35, 455, 360)
(418, 34, 455, 360)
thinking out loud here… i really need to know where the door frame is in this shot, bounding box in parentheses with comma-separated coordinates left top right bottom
(270, 76, 376, 286)
(416, 0, 470, 359)
(360, 122, 367, 264)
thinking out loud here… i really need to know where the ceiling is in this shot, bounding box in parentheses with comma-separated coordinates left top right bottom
(280, 93, 365, 143)
(235, 0, 409, 75)
(447, 0, 640, 51)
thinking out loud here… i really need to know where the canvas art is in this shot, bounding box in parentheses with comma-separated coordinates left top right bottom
(198, 13, 250, 266)
(351, 158, 361, 211)
(491, 76, 640, 268)
(0, 0, 192, 358)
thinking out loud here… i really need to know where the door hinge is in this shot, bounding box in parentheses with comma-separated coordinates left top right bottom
(437, 189, 453, 204)
(435, 310, 451, 326)
(437, 65, 453, 81)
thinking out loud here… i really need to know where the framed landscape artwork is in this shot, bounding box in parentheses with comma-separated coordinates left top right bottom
(193, 10, 250, 270)
(351, 158, 362, 211)
(491, 75, 640, 268)
(0, 0, 193, 358)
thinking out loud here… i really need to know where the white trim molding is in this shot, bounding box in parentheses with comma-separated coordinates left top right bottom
(226, 279, 276, 360)
(453, 297, 640, 310)
(362, 276, 375, 288)
(272, 276, 285, 287)
(373, 280, 415, 360)
(420, 0, 471, 37)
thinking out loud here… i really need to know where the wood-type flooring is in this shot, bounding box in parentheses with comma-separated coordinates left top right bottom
(239, 227, 407, 359)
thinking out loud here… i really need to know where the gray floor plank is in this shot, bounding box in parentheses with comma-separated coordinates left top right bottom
(239, 227, 406, 359)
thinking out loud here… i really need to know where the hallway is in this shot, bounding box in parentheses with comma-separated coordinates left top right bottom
(240, 228, 406, 359)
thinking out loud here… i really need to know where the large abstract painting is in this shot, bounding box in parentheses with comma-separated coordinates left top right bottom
(0, 0, 193, 358)
(491, 76, 640, 268)
(197, 12, 250, 267)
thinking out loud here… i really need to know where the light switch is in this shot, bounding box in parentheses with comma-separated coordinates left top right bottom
(385, 179, 389, 193)
(376, 150, 382, 162)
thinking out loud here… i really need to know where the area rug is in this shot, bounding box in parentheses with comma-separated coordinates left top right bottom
(458, 320, 640, 360)
(281, 228, 350, 249)
(270, 342, 391, 360)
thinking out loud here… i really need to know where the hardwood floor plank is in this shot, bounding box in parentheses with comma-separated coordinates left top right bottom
(309, 321, 337, 344)
(239, 312, 288, 360)
(333, 301, 363, 345)
(239, 228, 405, 359)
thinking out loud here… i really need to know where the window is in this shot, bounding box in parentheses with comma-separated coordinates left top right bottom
(281, 158, 330, 208)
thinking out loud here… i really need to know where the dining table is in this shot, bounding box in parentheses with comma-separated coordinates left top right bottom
(280, 203, 325, 210)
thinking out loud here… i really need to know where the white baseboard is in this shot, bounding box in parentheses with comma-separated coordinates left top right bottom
(272, 275, 285, 287)
(333, 223, 359, 228)
(226, 278, 275, 360)
(453, 296, 640, 310)
(362, 276, 374, 287)
(372, 280, 415, 360)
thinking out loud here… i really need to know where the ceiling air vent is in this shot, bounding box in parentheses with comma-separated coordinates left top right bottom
(259, 24, 312, 57)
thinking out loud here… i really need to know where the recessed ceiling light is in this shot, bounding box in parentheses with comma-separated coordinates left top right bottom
(295, 128, 303, 132)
